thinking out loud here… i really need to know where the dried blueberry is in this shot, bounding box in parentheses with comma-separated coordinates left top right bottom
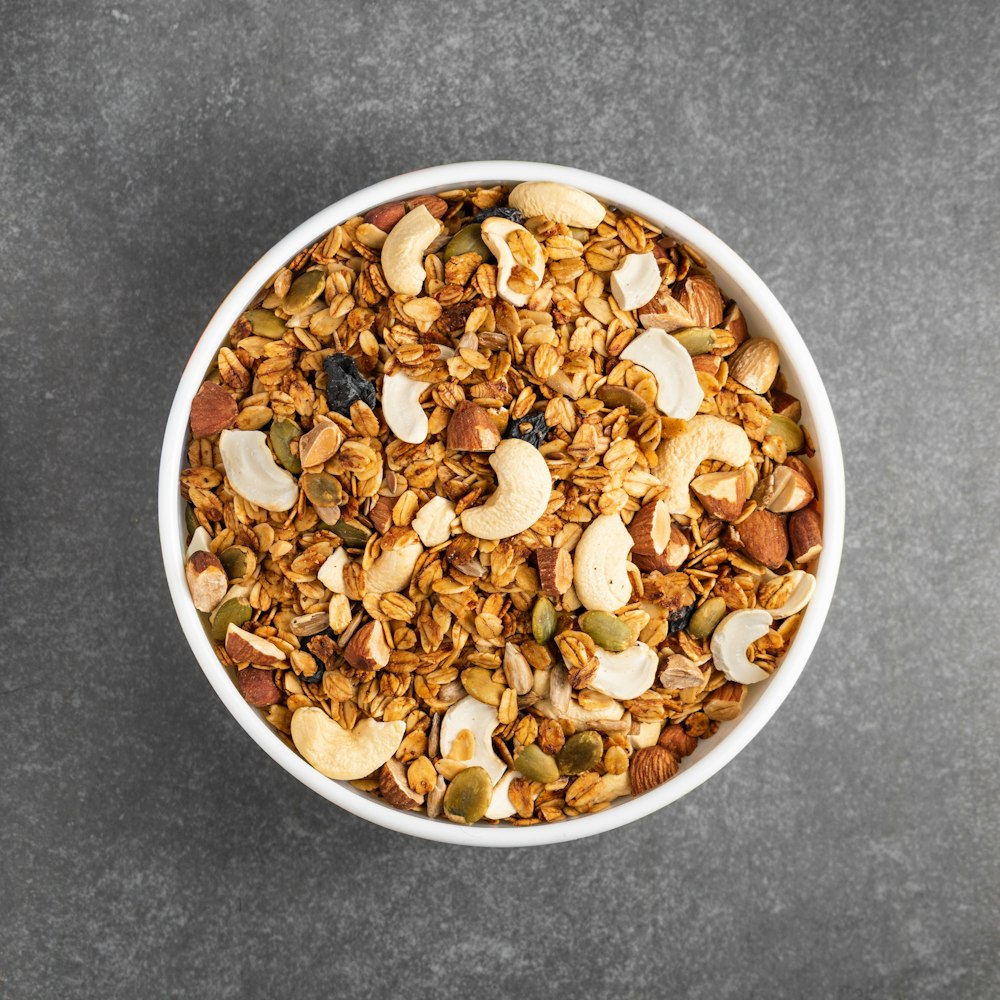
(324, 353, 376, 417)
(473, 206, 525, 226)
(503, 410, 551, 448)
(303, 666, 325, 684)
(668, 604, 695, 634)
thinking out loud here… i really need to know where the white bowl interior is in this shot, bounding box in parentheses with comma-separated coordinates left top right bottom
(158, 161, 845, 847)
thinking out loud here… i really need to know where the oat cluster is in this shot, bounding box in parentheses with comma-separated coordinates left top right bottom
(180, 181, 823, 825)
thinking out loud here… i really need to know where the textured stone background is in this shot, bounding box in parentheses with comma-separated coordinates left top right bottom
(1, 1, 998, 997)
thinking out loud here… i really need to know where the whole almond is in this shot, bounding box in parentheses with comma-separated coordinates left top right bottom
(789, 507, 823, 564)
(190, 381, 237, 438)
(728, 338, 780, 394)
(729, 508, 789, 569)
(363, 201, 406, 232)
(235, 667, 282, 707)
(674, 274, 723, 329)
(658, 724, 698, 758)
(629, 745, 679, 795)
(406, 194, 448, 219)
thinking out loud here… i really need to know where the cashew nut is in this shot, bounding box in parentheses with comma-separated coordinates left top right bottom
(620, 328, 703, 420)
(479, 217, 545, 307)
(630, 720, 664, 750)
(317, 547, 349, 593)
(485, 770, 520, 820)
(382, 371, 429, 444)
(460, 438, 551, 540)
(758, 569, 816, 619)
(411, 495, 457, 547)
(219, 429, 299, 512)
(439, 695, 506, 785)
(291, 706, 405, 780)
(534, 696, 625, 725)
(573, 514, 635, 612)
(508, 181, 606, 228)
(610, 252, 662, 312)
(366, 540, 423, 595)
(380, 204, 440, 296)
(653, 415, 752, 515)
(589, 642, 659, 700)
(710, 609, 772, 684)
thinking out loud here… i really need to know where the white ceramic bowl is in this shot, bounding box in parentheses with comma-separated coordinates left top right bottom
(158, 161, 844, 847)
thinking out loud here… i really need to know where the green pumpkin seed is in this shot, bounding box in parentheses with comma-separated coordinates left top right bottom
(579, 610, 631, 651)
(556, 730, 603, 775)
(184, 505, 199, 535)
(330, 520, 371, 548)
(672, 327, 717, 355)
(283, 269, 326, 314)
(244, 308, 287, 340)
(219, 545, 255, 581)
(767, 413, 805, 453)
(514, 744, 560, 784)
(301, 472, 344, 509)
(443, 223, 493, 264)
(269, 418, 303, 474)
(461, 667, 504, 707)
(210, 597, 252, 642)
(443, 766, 492, 824)
(687, 596, 727, 640)
(531, 596, 558, 644)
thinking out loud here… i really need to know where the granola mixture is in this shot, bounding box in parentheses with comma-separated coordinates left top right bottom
(180, 181, 824, 825)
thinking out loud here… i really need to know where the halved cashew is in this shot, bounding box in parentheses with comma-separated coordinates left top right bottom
(439, 695, 506, 785)
(653, 415, 752, 514)
(573, 514, 635, 612)
(460, 438, 551, 540)
(534, 697, 624, 725)
(621, 328, 703, 420)
(317, 547, 349, 593)
(592, 770, 632, 804)
(508, 181, 606, 228)
(411, 495, 457, 547)
(611, 253, 661, 312)
(630, 720, 663, 750)
(480, 217, 545, 307)
(380, 204, 440, 295)
(366, 540, 423, 595)
(485, 770, 520, 820)
(382, 371, 429, 444)
(758, 569, 816, 619)
(589, 642, 658, 700)
(291, 706, 405, 780)
(185, 526, 212, 559)
(219, 429, 299, 511)
(710, 609, 772, 684)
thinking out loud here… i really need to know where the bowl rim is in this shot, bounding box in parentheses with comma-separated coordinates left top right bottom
(158, 160, 845, 847)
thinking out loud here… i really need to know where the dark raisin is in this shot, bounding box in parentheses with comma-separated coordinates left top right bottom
(668, 604, 695, 634)
(473, 206, 525, 225)
(324, 353, 376, 416)
(503, 410, 551, 448)
(303, 665, 325, 684)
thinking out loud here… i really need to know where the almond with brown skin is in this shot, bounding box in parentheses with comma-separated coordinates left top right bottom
(629, 745, 679, 795)
(185, 550, 229, 612)
(789, 507, 823, 564)
(690, 469, 747, 522)
(446, 400, 501, 452)
(535, 547, 573, 596)
(369, 494, 396, 535)
(658, 724, 698, 758)
(638, 284, 696, 331)
(728, 508, 789, 569)
(766, 466, 814, 513)
(769, 389, 802, 422)
(674, 274, 723, 329)
(190, 381, 237, 438)
(363, 201, 406, 232)
(225, 623, 286, 667)
(297, 417, 343, 468)
(703, 681, 746, 721)
(715, 302, 748, 355)
(784, 455, 817, 492)
(379, 757, 424, 810)
(406, 194, 448, 219)
(343, 620, 390, 674)
(235, 667, 282, 707)
(627, 500, 671, 560)
(691, 354, 722, 376)
(728, 339, 780, 395)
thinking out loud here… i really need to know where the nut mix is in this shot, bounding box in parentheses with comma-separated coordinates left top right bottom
(180, 180, 823, 825)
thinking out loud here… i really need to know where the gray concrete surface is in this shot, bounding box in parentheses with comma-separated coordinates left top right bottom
(1, 1, 998, 997)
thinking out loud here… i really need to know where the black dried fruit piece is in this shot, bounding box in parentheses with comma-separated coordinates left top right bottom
(324, 353, 376, 417)
(668, 604, 695, 634)
(504, 410, 551, 448)
(473, 206, 525, 225)
(303, 665, 325, 684)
